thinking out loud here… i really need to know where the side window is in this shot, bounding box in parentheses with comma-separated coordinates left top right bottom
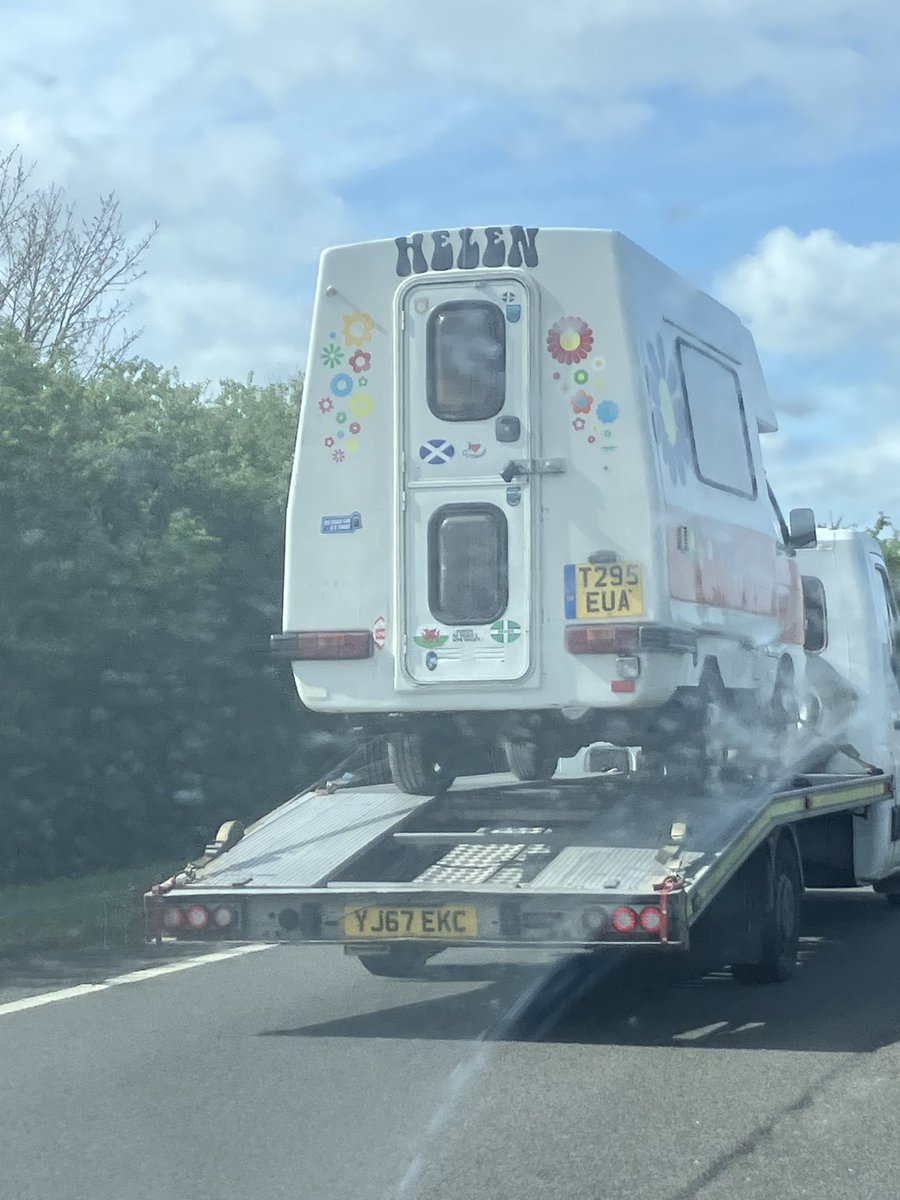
(426, 300, 506, 421)
(677, 340, 756, 499)
(801, 576, 827, 653)
(874, 564, 900, 656)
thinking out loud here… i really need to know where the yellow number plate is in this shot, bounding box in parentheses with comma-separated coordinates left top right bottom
(567, 562, 644, 620)
(343, 905, 478, 939)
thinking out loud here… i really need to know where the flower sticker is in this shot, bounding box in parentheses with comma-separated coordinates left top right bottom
(336, 411, 348, 424)
(350, 393, 373, 418)
(324, 436, 334, 448)
(332, 448, 345, 463)
(645, 334, 691, 487)
(321, 343, 343, 367)
(572, 390, 593, 415)
(349, 421, 361, 434)
(343, 312, 375, 346)
(596, 399, 619, 424)
(547, 317, 594, 365)
(357, 375, 368, 387)
(318, 397, 333, 413)
(574, 368, 589, 385)
(572, 417, 586, 431)
(331, 373, 353, 398)
(348, 349, 371, 374)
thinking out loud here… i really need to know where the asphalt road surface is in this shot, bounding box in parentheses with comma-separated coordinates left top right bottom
(3, 889, 900, 1200)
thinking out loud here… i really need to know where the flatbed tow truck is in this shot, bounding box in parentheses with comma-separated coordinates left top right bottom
(146, 762, 893, 983)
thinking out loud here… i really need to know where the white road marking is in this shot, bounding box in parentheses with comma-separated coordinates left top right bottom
(0, 943, 276, 1018)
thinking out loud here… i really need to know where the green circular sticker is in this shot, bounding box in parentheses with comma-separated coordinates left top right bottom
(574, 368, 589, 385)
(491, 619, 521, 644)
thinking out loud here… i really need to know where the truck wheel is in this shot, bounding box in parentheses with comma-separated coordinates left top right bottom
(388, 734, 456, 795)
(503, 740, 558, 782)
(667, 673, 728, 786)
(358, 737, 392, 785)
(357, 946, 437, 978)
(731, 840, 802, 984)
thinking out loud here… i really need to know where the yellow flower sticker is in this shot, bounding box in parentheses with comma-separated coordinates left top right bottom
(350, 393, 373, 418)
(342, 312, 375, 346)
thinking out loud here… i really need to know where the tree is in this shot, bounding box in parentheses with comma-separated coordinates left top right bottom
(0, 148, 157, 375)
(0, 329, 326, 883)
(871, 514, 900, 589)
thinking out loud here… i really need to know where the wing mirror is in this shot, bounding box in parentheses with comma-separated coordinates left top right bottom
(789, 508, 817, 550)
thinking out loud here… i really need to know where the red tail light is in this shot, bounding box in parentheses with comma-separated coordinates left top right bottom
(612, 906, 638, 933)
(271, 631, 374, 660)
(639, 906, 662, 934)
(184, 905, 211, 930)
(565, 625, 640, 655)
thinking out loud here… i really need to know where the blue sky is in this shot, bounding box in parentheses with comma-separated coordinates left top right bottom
(2, 0, 900, 524)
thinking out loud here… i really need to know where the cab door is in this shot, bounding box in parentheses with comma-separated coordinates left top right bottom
(398, 277, 536, 686)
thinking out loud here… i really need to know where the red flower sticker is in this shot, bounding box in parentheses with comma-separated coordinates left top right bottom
(547, 317, 594, 365)
(349, 349, 371, 374)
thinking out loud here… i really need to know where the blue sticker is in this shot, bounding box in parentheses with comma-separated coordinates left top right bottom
(425, 650, 439, 671)
(506, 485, 521, 507)
(564, 564, 577, 619)
(596, 399, 619, 424)
(506, 303, 521, 323)
(419, 438, 455, 465)
(331, 373, 353, 398)
(321, 511, 362, 534)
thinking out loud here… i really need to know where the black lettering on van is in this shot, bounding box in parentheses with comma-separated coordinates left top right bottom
(508, 226, 539, 268)
(483, 226, 506, 267)
(431, 230, 453, 271)
(394, 233, 428, 277)
(457, 227, 480, 269)
(394, 227, 540, 275)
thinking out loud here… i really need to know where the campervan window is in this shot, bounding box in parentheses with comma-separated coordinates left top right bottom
(428, 503, 508, 624)
(801, 575, 828, 652)
(426, 300, 506, 421)
(677, 341, 756, 499)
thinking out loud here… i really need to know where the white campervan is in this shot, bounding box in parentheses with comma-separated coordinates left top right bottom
(274, 228, 813, 793)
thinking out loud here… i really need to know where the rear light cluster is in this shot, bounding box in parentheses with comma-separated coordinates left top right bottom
(161, 904, 237, 933)
(271, 631, 373, 660)
(565, 625, 640, 655)
(581, 904, 665, 938)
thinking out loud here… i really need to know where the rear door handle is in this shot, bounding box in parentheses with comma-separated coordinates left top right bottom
(500, 458, 566, 483)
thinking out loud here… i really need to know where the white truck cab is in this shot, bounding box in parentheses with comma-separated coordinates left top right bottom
(275, 227, 813, 794)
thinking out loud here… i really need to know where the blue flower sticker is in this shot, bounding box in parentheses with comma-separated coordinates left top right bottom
(596, 400, 619, 424)
(331, 373, 353, 398)
(645, 334, 691, 487)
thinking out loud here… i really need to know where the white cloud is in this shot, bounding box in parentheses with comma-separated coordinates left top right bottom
(2, 0, 900, 378)
(717, 228, 900, 356)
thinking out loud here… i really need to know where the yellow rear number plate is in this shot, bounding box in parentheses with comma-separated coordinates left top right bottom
(343, 905, 478, 939)
(566, 562, 644, 619)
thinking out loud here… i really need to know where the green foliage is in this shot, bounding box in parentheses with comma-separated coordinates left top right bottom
(870, 514, 900, 589)
(0, 326, 332, 884)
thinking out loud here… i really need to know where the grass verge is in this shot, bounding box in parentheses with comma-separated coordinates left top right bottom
(0, 860, 180, 954)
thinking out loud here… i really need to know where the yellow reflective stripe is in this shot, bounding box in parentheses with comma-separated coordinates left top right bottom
(690, 778, 891, 912)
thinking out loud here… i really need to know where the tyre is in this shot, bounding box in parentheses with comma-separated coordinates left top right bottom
(503, 739, 558, 782)
(665, 672, 728, 787)
(388, 733, 456, 795)
(357, 946, 437, 978)
(731, 840, 802, 984)
(357, 737, 392, 785)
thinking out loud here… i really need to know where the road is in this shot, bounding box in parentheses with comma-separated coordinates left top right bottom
(3, 890, 900, 1200)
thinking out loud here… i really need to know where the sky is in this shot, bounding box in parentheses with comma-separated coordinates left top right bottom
(2, 0, 900, 525)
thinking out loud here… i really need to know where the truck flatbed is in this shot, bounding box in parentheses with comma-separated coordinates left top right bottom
(147, 770, 892, 958)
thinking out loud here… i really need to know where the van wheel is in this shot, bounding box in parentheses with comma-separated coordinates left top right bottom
(503, 740, 558, 782)
(357, 946, 437, 978)
(666, 674, 728, 786)
(731, 840, 802, 984)
(388, 734, 456, 796)
(358, 737, 392, 785)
